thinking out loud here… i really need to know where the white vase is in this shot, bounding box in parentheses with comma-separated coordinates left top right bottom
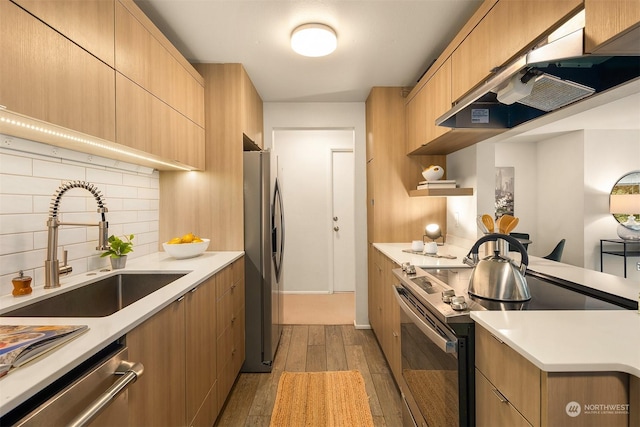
(110, 255, 127, 269)
(422, 165, 444, 181)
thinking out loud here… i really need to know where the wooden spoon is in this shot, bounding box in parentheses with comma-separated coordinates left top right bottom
(498, 214, 515, 233)
(504, 217, 519, 235)
(481, 214, 494, 233)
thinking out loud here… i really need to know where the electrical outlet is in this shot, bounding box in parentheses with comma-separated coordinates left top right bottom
(455, 212, 460, 227)
(636, 262, 640, 271)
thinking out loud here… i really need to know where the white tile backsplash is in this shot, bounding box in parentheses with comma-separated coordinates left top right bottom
(0, 136, 160, 295)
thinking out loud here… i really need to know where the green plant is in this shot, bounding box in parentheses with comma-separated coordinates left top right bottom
(101, 234, 134, 258)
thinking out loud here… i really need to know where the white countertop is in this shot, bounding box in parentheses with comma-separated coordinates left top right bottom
(472, 311, 640, 377)
(0, 251, 243, 416)
(374, 242, 638, 302)
(373, 242, 470, 268)
(377, 241, 640, 378)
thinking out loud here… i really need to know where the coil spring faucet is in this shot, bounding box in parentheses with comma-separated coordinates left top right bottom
(45, 181, 109, 288)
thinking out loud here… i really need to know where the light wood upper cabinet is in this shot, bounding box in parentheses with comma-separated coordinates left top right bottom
(115, 0, 205, 127)
(241, 70, 264, 148)
(451, 0, 583, 102)
(585, 0, 640, 53)
(10, 0, 115, 67)
(0, 0, 116, 142)
(115, 73, 205, 170)
(406, 58, 452, 154)
(366, 87, 447, 243)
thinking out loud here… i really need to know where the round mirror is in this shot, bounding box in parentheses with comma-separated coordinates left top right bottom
(609, 171, 640, 227)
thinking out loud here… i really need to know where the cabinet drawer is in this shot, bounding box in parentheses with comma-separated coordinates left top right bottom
(476, 369, 532, 427)
(476, 325, 540, 426)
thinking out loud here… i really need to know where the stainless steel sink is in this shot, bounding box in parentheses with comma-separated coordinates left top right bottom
(1, 273, 186, 317)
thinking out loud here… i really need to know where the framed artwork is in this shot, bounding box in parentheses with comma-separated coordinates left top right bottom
(495, 167, 514, 219)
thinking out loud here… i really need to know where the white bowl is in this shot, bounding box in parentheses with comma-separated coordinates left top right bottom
(163, 238, 210, 259)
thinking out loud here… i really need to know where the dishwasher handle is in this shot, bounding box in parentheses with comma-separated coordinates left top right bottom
(67, 360, 144, 427)
(394, 286, 457, 355)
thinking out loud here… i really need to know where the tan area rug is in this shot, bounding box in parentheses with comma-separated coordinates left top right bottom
(269, 370, 374, 427)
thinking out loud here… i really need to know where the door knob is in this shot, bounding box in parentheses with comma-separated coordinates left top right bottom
(334, 226, 339, 232)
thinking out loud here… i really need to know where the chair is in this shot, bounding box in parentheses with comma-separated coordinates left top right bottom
(509, 232, 530, 252)
(543, 239, 565, 262)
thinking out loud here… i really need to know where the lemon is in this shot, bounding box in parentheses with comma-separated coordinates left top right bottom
(193, 237, 203, 243)
(181, 232, 195, 243)
(167, 237, 182, 244)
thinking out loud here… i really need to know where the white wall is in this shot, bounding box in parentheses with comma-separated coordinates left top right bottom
(451, 128, 640, 282)
(263, 102, 369, 328)
(0, 135, 160, 295)
(535, 131, 585, 265)
(584, 129, 640, 278)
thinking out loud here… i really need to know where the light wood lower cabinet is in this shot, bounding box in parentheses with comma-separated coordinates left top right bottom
(370, 247, 402, 382)
(127, 299, 186, 426)
(185, 276, 218, 427)
(127, 258, 244, 426)
(216, 257, 245, 410)
(476, 325, 631, 427)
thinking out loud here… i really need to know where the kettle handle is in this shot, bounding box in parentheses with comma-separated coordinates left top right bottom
(465, 233, 529, 270)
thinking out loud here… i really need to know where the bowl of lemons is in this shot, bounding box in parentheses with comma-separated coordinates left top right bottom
(163, 233, 210, 259)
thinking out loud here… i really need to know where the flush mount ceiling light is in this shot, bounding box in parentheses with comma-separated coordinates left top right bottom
(291, 23, 337, 57)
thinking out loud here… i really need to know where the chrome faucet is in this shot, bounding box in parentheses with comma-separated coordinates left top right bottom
(45, 181, 109, 288)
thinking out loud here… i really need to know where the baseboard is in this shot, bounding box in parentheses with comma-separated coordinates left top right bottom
(353, 320, 371, 330)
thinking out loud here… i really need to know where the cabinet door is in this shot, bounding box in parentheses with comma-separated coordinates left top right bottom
(369, 248, 383, 337)
(406, 59, 452, 153)
(185, 276, 218, 426)
(476, 326, 540, 426)
(585, 0, 640, 53)
(0, 0, 115, 142)
(127, 300, 186, 426)
(11, 0, 115, 66)
(115, 72, 205, 170)
(115, 0, 204, 127)
(476, 369, 532, 427)
(451, 0, 582, 102)
(241, 68, 264, 148)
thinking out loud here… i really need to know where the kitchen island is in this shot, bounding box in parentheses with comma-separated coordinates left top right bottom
(0, 250, 243, 417)
(376, 241, 639, 426)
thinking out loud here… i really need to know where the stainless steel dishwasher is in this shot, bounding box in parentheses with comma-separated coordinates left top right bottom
(1, 343, 143, 427)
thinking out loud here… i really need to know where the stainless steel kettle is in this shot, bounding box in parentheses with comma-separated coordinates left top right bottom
(463, 233, 531, 302)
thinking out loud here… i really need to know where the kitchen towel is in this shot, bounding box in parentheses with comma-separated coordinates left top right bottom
(269, 370, 374, 427)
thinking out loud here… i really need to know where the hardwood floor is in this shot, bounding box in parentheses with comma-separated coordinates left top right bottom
(215, 325, 403, 426)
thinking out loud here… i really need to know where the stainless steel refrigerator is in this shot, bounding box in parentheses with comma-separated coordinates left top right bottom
(242, 150, 284, 372)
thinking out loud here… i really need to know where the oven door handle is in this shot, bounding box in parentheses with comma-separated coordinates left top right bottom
(394, 286, 457, 355)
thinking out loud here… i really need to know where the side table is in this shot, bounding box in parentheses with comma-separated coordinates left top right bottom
(600, 239, 640, 278)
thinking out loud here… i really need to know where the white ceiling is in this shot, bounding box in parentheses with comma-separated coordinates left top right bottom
(134, 0, 483, 102)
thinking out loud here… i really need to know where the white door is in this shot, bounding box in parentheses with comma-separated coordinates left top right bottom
(331, 150, 355, 292)
(272, 129, 354, 294)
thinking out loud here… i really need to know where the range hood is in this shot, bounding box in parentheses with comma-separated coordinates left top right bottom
(436, 10, 640, 129)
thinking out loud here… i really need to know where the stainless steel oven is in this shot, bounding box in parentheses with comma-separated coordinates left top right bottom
(392, 265, 633, 427)
(394, 284, 473, 427)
